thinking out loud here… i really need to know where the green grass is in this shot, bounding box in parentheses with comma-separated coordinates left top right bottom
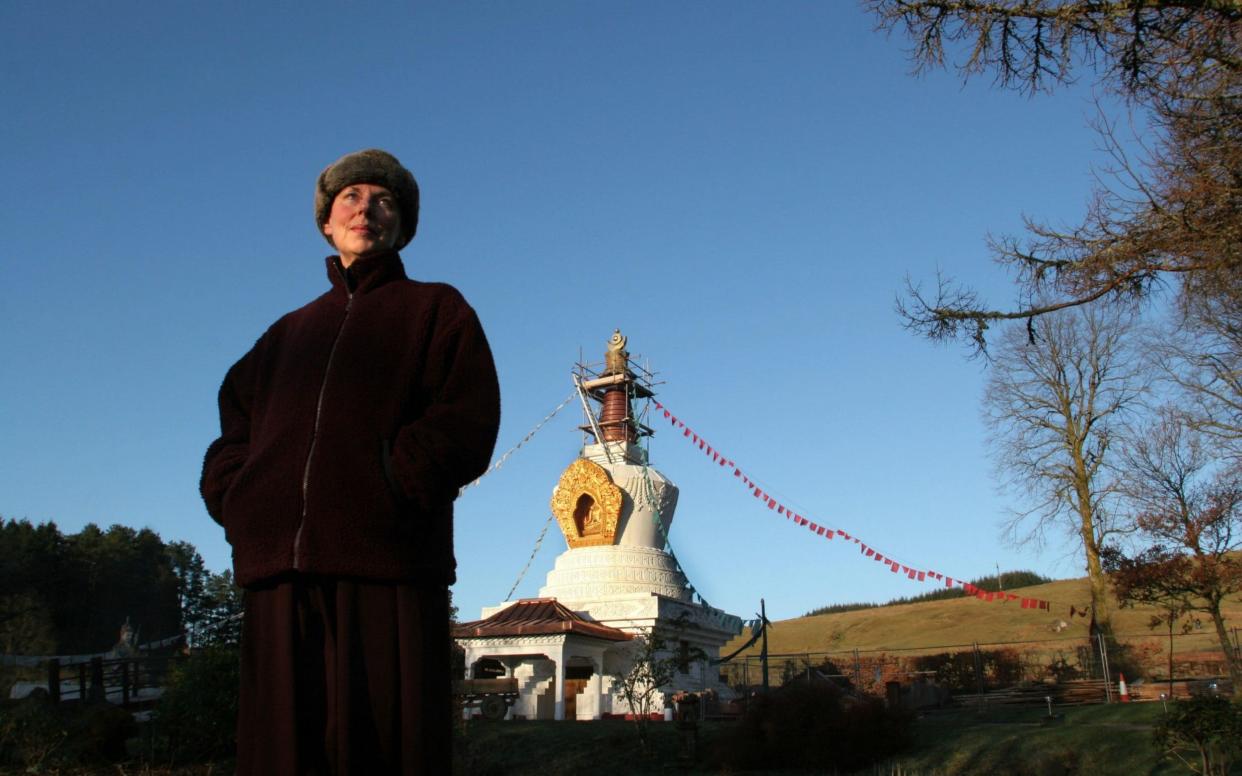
(454, 702, 1189, 775)
(0, 702, 1188, 775)
(895, 703, 1183, 776)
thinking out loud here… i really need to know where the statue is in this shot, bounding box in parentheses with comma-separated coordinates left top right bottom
(110, 617, 138, 658)
(604, 329, 629, 375)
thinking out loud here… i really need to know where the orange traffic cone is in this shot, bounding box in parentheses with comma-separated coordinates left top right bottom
(1118, 673, 1130, 702)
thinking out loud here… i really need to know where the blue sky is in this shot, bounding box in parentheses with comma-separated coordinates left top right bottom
(2, 2, 1121, 624)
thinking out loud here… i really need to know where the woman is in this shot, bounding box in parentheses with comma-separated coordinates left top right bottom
(201, 149, 501, 774)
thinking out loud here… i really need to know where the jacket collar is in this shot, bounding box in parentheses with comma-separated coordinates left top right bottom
(326, 250, 408, 295)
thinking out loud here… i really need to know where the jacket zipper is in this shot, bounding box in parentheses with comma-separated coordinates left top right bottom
(293, 288, 354, 570)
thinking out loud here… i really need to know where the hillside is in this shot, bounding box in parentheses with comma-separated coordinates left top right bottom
(721, 574, 1242, 660)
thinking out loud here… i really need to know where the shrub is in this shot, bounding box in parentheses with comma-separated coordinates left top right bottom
(0, 693, 135, 769)
(911, 648, 1024, 693)
(714, 680, 913, 772)
(1153, 695, 1242, 776)
(153, 646, 239, 763)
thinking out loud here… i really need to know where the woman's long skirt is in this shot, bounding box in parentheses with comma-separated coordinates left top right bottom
(236, 575, 452, 775)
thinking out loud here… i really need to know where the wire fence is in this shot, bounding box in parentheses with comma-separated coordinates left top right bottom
(719, 628, 1240, 704)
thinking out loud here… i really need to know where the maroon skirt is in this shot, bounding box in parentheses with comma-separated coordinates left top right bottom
(237, 575, 451, 775)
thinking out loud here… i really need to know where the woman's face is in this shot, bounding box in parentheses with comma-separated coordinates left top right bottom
(322, 183, 402, 267)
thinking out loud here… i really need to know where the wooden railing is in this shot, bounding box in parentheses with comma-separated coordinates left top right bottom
(43, 655, 178, 708)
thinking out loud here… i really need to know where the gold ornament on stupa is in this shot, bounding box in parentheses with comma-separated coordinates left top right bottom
(604, 329, 629, 376)
(550, 458, 623, 548)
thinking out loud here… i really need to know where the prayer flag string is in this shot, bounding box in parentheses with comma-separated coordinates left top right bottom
(651, 400, 1071, 617)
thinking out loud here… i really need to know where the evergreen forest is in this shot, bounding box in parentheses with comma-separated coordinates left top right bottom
(0, 518, 240, 658)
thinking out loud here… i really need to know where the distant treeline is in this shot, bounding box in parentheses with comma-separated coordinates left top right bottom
(0, 518, 239, 656)
(803, 570, 1053, 618)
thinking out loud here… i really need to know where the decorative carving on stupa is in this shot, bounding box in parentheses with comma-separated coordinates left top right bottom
(551, 458, 624, 547)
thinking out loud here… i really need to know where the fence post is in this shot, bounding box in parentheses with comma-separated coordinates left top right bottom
(853, 649, 861, 687)
(46, 658, 60, 703)
(759, 599, 769, 695)
(972, 642, 985, 703)
(121, 661, 130, 706)
(89, 656, 105, 703)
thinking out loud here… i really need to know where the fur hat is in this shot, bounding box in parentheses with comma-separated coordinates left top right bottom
(315, 149, 419, 250)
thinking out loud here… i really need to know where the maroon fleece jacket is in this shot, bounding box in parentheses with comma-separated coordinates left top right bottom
(200, 251, 500, 587)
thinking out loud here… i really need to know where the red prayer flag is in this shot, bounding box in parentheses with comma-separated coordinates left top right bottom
(865, 547, 874, 557)
(777, 505, 785, 515)
(816, 526, 825, 536)
(945, 577, 954, 588)
(917, 571, 926, 582)
(890, 563, 899, 573)
(875, 553, 884, 562)
(825, 530, 834, 540)
(907, 569, 917, 579)
(767, 499, 776, 510)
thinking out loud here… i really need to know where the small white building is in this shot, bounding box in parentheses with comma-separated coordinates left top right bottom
(455, 331, 743, 720)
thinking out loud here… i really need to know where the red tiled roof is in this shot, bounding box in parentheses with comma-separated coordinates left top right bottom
(453, 598, 633, 642)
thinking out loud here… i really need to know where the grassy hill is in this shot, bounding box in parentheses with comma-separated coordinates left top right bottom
(721, 574, 1242, 679)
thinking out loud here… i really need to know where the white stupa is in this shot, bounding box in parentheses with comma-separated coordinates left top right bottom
(456, 330, 743, 721)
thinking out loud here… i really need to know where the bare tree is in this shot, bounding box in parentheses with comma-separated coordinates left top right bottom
(1154, 281, 1242, 459)
(984, 304, 1147, 630)
(871, 0, 1242, 354)
(1108, 410, 1242, 697)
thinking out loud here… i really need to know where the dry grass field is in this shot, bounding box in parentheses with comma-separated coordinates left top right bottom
(720, 574, 1241, 687)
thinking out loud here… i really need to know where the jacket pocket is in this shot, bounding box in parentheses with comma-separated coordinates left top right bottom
(381, 438, 410, 509)
(219, 460, 254, 530)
